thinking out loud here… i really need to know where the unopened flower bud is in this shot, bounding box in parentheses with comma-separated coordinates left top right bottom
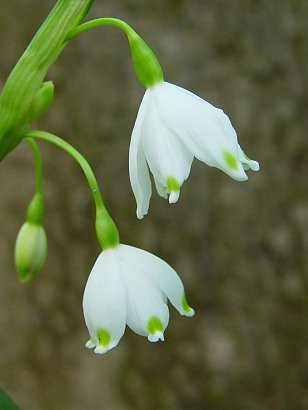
(29, 81, 54, 123)
(14, 222, 47, 282)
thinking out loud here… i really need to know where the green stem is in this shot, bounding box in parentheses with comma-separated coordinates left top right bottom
(0, 0, 95, 161)
(23, 137, 44, 224)
(25, 138, 42, 194)
(65, 17, 164, 88)
(65, 17, 135, 41)
(25, 130, 119, 249)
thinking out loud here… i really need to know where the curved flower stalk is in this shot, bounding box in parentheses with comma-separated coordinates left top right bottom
(83, 244, 194, 354)
(129, 81, 260, 218)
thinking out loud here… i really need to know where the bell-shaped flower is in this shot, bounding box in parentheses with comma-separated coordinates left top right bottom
(129, 81, 259, 218)
(83, 243, 194, 355)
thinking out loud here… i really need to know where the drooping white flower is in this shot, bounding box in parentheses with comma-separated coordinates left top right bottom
(129, 81, 259, 218)
(83, 243, 194, 354)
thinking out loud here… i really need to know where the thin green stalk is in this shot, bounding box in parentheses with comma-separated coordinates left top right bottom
(23, 137, 45, 224)
(65, 17, 135, 41)
(65, 17, 164, 87)
(25, 138, 42, 194)
(25, 130, 119, 249)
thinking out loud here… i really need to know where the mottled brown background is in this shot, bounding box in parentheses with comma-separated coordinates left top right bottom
(0, 0, 307, 409)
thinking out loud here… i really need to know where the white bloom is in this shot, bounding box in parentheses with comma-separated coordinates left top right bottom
(83, 243, 194, 354)
(129, 81, 259, 218)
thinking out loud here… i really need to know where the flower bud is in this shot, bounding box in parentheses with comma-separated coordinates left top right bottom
(14, 222, 47, 282)
(0, 1, 94, 161)
(29, 81, 54, 122)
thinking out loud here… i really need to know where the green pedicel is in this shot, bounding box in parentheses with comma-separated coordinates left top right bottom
(66, 18, 164, 88)
(25, 130, 119, 250)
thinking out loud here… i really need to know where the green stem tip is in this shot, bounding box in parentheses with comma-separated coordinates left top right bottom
(66, 17, 164, 88)
(24, 130, 119, 250)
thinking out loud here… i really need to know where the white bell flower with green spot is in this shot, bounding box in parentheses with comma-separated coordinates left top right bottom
(83, 243, 194, 354)
(129, 81, 259, 218)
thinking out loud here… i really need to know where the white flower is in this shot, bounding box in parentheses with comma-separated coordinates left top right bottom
(129, 81, 259, 218)
(83, 243, 194, 354)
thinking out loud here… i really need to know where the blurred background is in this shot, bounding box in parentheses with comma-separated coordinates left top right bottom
(0, 0, 307, 409)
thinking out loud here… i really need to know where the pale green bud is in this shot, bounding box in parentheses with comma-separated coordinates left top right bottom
(14, 222, 47, 282)
(29, 81, 54, 123)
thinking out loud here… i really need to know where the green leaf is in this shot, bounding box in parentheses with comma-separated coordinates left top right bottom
(0, 389, 20, 410)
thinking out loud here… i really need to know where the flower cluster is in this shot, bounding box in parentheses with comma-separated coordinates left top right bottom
(82, 34, 259, 353)
(83, 79, 259, 353)
(2, 9, 259, 356)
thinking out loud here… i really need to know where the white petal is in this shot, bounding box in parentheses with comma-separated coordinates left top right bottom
(155, 177, 180, 203)
(85, 339, 96, 349)
(148, 331, 165, 343)
(129, 90, 152, 219)
(136, 147, 152, 219)
(169, 190, 180, 204)
(238, 145, 260, 171)
(155, 82, 248, 181)
(82, 249, 127, 354)
(116, 245, 169, 341)
(141, 89, 194, 189)
(154, 177, 168, 199)
(221, 150, 248, 181)
(119, 244, 195, 317)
